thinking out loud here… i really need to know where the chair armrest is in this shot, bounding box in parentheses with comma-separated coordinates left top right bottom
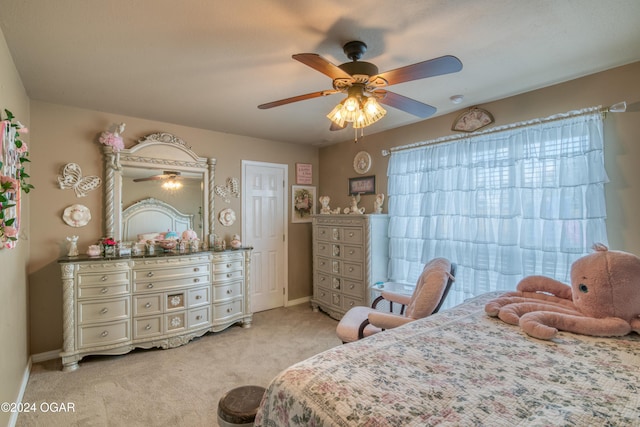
(381, 290, 412, 306)
(368, 311, 413, 330)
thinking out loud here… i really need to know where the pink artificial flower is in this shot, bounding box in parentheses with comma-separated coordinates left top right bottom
(3, 226, 18, 238)
(16, 142, 28, 154)
(99, 131, 124, 151)
(16, 121, 28, 134)
(0, 175, 19, 193)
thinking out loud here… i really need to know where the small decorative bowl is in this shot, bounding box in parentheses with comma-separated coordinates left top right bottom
(158, 239, 177, 250)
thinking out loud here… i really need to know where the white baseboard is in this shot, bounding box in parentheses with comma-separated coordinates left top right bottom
(31, 349, 61, 363)
(286, 296, 311, 307)
(8, 357, 32, 427)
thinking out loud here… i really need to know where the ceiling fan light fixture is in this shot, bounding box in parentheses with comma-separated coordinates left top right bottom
(162, 179, 183, 191)
(327, 94, 386, 129)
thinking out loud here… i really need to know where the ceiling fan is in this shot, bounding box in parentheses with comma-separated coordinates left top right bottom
(258, 40, 463, 129)
(133, 171, 186, 183)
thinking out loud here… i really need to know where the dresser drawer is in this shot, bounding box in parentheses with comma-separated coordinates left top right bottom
(188, 306, 211, 328)
(133, 316, 162, 339)
(78, 297, 130, 324)
(342, 279, 363, 298)
(133, 294, 162, 317)
(78, 320, 130, 348)
(314, 286, 333, 306)
(133, 263, 210, 282)
(316, 242, 332, 257)
(77, 282, 129, 299)
(213, 281, 243, 302)
(77, 270, 130, 287)
(213, 269, 243, 283)
(165, 312, 186, 332)
(316, 257, 332, 274)
(343, 295, 365, 311)
(213, 259, 243, 274)
(315, 226, 333, 242)
(342, 228, 363, 244)
(315, 272, 331, 289)
(213, 299, 243, 321)
(342, 261, 363, 280)
(133, 274, 210, 293)
(188, 286, 210, 307)
(343, 245, 363, 261)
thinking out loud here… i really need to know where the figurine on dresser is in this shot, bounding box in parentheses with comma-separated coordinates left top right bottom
(344, 194, 365, 215)
(374, 193, 385, 214)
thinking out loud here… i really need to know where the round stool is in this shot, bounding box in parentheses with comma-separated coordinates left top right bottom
(217, 385, 266, 427)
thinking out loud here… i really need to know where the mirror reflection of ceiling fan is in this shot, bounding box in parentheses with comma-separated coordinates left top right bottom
(132, 171, 186, 183)
(258, 40, 463, 130)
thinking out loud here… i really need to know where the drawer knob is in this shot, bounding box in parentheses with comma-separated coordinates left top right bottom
(349, 232, 354, 237)
(145, 302, 151, 308)
(349, 250, 355, 255)
(101, 331, 109, 337)
(350, 284, 355, 289)
(226, 273, 231, 278)
(226, 289, 232, 294)
(196, 295, 202, 299)
(320, 277, 325, 282)
(145, 324, 151, 330)
(100, 308, 109, 314)
(227, 307, 233, 313)
(101, 276, 108, 282)
(196, 315, 202, 321)
(100, 287, 108, 294)
(227, 263, 232, 268)
(349, 267, 354, 272)
(147, 272, 154, 277)
(320, 292, 325, 297)
(349, 301, 355, 307)
(194, 278, 200, 283)
(194, 267, 200, 272)
(147, 283, 154, 289)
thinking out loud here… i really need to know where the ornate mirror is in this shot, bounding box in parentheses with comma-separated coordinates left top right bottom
(103, 132, 216, 244)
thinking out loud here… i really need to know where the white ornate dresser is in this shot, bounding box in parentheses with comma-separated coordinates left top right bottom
(58, 249, 251, 371)
(311, 214, 389, 319)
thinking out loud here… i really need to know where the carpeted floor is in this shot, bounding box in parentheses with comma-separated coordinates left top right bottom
(17, 303, 340, 427)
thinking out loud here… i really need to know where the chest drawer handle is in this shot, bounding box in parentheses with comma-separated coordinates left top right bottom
(226, 307, 233, 313)
(349, 250, 355, 255)
(319, 261, 325, 266)
(147, 283, 154, 289)
(145, 324, 151, 330)
(227, 263, 232, 268)
(101, 331, 109, 337)
(194, 267, 200, 272)
(320, 291, 326, 297)
(226, 273, 232, 278)
(320, 276, 325, 282)
(349, 301, 355, 307)
(349, 284, 355, 289)
(194, 278, 200, 283)
(196, 315, 202, 321)
(101, 276, 108, 281)
(100, 308, 109, 314)
(349, 232, 354, 237)
(349, 267, 354, 272)
(100, 287, 109, 294)
(147, 272, 154, 277)
(196, 295, 202, 299)
(145, 302, 152, 308)
(226, 289, 233, 294)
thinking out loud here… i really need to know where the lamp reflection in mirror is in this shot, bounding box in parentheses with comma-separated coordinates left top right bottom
(162, 179, 183, 191)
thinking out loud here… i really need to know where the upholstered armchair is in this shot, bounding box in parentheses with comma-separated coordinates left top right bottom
(336, 258, 456, 343)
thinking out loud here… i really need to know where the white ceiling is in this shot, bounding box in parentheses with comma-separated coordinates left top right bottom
(1, 0, 639, 146)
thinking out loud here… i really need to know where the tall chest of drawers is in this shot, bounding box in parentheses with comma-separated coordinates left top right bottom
(59, 249, 252, 371)
(311, 214, 389, 320)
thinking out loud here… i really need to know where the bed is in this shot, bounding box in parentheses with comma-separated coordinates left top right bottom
(121, 197, 194, 242)
(255, 292, 640, 426)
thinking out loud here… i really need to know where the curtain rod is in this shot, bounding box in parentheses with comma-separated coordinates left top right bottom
(381, 102, 626, 157)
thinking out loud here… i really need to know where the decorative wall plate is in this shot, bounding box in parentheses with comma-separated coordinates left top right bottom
(219, 208, 236, 226)
(62, 204, 92, 227)
(353, 151, 372, 174)
(452, 107, 494, 133)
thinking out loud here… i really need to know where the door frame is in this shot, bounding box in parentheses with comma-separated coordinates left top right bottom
(241, 160, 289, 308)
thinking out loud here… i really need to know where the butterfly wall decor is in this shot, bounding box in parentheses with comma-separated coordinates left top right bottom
(214, 177, 240, 203)
(57, 163, 102, 197)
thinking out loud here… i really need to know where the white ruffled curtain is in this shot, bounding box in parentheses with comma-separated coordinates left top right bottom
(387, 110, 608, 309)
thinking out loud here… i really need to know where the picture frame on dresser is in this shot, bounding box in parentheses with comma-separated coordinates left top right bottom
(292, 185, 316, 223)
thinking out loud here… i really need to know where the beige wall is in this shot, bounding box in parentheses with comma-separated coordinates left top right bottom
(320, 61, 640, 255)
(27, 102, 319, 354)
(0, 28, 30, 427)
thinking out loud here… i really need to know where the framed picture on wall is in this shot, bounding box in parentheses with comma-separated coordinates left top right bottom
(295, 163, 313, 184)
(348, 175, 376, 196)
(292, 185, 316, 223)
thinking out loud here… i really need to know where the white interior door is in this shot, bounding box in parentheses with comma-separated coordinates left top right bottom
(242, 161, 287, 312)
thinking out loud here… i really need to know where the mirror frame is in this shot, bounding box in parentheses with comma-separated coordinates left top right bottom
(103, 132, 216, 244)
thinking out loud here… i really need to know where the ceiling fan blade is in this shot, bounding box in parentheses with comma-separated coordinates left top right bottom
(329, 121, 346, 131)
(372, 55, 462, 86)
(133, 175, 167, 182)
(258, 90, 339, 109)
(376, 90, 437, 118)
(292, 53, 354, 81)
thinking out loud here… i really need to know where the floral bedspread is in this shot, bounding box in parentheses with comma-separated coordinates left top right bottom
(255, 292, 640, 426)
